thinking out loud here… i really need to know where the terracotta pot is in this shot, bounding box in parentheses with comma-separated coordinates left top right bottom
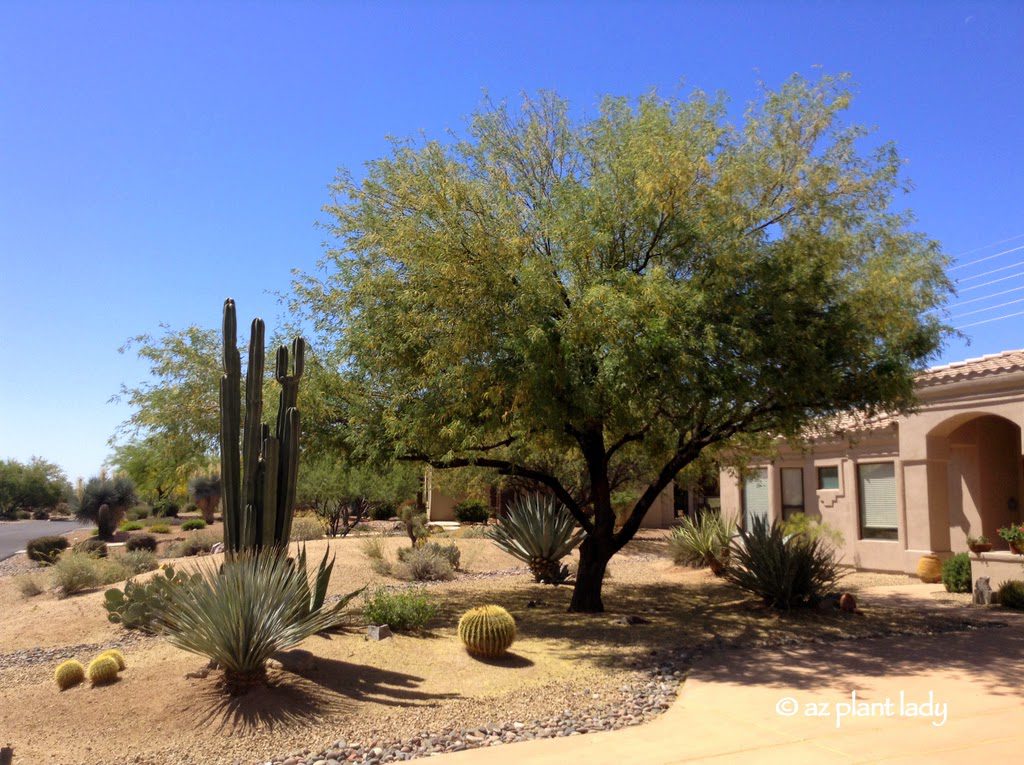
(1011, 542, 1023, 555)
(969, 543, 993, 554)
(916, 554, 943, 583)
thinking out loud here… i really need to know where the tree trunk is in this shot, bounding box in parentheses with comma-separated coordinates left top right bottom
(569, 536, 612, 612)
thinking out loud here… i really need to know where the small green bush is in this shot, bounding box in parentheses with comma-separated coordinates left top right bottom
(668, 512, 730, 570)
(125, 534, 158, 552)
(394, 545, 454, 581)
(119, 521, 144, 532)
(125, 506, 151, 521)
(52, 552, 130, 596)
(398, 541, 461, 571)
(999, 580, 1024, 610)
(453, 499, 490, 524)
(26, 535, 70, 564)
(181, 519, 207, 531)
(153, 500, 179, 518)
(146, 523, 172, 534)
(362, 588, 438, 632)
(780, 512, 845, 547)
(941, 553, 972, 593)
(121, 550, 159, 575)
(74, 538, 108, 558)
(168, 530, 219, 557)
(290, 516, 323, 541)
(16, 509, 32, 520)
(31, 508, 50, 520)
(369, 502, 397, 521)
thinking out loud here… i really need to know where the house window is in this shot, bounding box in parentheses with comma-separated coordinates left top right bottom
(743, 468, 770, 529)
(858, 462, 898, 540)
(817, 465, 840, 490)
(780, 468, 804, 519)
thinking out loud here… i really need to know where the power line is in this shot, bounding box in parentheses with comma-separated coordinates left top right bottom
(951, 296, 1024, 320)
(948, 284, 1024, 309)
(950, 233, 1024, 260)
(956, 257, 1024, 284)
(949, 243, 1024, 272)
(956, 309, 1024, 330)
(959, 270, 1024, 293)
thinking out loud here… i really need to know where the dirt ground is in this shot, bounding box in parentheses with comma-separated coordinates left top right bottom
(0, 532, 987, 765)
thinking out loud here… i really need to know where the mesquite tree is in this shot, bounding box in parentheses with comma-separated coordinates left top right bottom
(296, 75, 950, 612)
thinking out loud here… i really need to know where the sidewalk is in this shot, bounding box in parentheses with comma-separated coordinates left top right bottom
(429, 587, 1023, 764)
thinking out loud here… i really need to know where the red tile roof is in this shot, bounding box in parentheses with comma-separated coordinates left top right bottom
(917, 348, 1024, 388)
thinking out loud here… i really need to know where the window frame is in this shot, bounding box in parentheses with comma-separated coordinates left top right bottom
(857, 460, 899, 541)
(779, 467, 805, 520)
(816, 464, 841, 492)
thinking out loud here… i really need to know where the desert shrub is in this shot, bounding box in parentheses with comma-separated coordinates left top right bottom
(125, 534, 158, 552)
(121, 550, 159, 575)
(724, 516, 841, 609)
(488, 494, 583, 583)
(398, 541, 460, 570)
(15, 574, 45, 597)
(146, 523, 172, 534)
(104, 564, 202, 632)
(125, 506, 151, 521)
(156, 550, 362, 689)
(168, 530, 219, 557)
(399, 506, 429, 545)
(52, 552, 130, 596)
(454, 499, 490, 524)
(153, 500, 179, 518)
(181, 519, 206, 531)
(941, 553, 972, 593)
(188, 475, 221, 523)
(456, 524, 490, 539)
(32, 508, 50, 520)
(369, 502, 396, 521)
(668, 512, 730, 571)
(119, 521, 144, 532)
(394, 545, 454, 581)
(290, 516, 323, 541)
(362, 588, 438, 632)
(999, 580, 1024, 610)
(77, 476, 137, 535)
(74, 538, 108, 558)
(26, 534, 70, 564)
(361, 535, 392, 575)
(780, 512, 845, 547)
(15, 509, 32, 520)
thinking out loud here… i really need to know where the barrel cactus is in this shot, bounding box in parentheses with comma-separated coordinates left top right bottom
(97, 649, 126, 671)
(87, 655, 120, 685)
(457, 605, 516, 658)
(54, 659, 85, 690)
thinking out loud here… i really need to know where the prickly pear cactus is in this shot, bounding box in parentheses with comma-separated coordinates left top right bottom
(457, 605, 516, 658)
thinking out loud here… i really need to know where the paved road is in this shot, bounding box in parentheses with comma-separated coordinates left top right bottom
(0, 519, 91, 561)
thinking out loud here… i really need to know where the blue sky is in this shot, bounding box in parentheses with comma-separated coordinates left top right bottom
(1, 1, 1022, 481)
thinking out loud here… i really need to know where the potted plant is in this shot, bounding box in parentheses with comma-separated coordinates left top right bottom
(967, 534, 993, 554)
(997, 524, 1024, 554)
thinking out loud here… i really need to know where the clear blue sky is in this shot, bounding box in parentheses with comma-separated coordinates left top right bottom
(2, 1, 1022, 481)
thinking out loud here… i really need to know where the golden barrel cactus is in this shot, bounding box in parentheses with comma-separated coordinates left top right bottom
(97, 649, 126, 670)
(54, 659, 85, 690)
(458, 605, 516, 658)
(87, 656, 120, 685)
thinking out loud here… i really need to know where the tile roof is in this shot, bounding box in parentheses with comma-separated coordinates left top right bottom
(917, 348, 1024, 388)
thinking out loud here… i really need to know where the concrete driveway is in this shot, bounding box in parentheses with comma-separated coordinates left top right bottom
(0, 519, 91, 560)
(430, 587, 1023, 764)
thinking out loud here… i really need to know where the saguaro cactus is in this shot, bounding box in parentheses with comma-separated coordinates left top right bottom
(219, 298, 306, 554)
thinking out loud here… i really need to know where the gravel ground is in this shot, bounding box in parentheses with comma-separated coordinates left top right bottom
(0, 552, 43, 577)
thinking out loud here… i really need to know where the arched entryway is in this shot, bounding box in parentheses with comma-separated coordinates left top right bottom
(927, 413, 1024, 552)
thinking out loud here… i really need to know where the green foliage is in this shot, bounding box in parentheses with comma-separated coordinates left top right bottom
(119, 521, 144, 532)
(74, 538, 109, 558)
(999, 580, 1024, 610)
(121, 550, 159, 575)
(78, 476, 137, 536)
(399, 506, 428, 546)
(104, 564, 202, 632)
(54, 659, 85, 690)
(362, 588, 438, 632)
(487, 495, 583, 583)
(181, 519, 207, 531)
(297, 453, 416, 533)
(0, 457, 70, 518)
(941, 553, 972, 593)
(997, 524, 1024, 546)
(52, 552, 130, 596)
(394, 545, 455, 581)
(153, 500, 179, 518)
(724, 517, 842, 609)
(125, 534, 158, 552)
(369, 502, 397, 521)
(167, 530, 219, 557)
(87, 655, 120, 685)
(296, 76, 952, 612)
(125, 506, 151, 521)
(289, 516, 323, 541)
(668, 512, 730, 570)
(32, 508, 49, 520)
(780, 512, 845, 547)
(458, 605, 516, 658)
(26, 535, 70, 564)
(399, 541, 461, 570)
(155, 550, 361, 689)
(146, 523, 172, 534)
(454, 499, 490, 524)
(189, 474, 221, 522)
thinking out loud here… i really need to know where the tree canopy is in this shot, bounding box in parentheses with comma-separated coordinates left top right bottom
(0, 457, 71, 517)
(295, 74, 951, 611)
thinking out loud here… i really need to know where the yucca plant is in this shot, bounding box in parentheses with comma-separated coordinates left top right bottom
(667, 512, 730, 574)
(724, 516, 841, 610)
(155, 547, 361, 692)
(488, 495, 584, 584)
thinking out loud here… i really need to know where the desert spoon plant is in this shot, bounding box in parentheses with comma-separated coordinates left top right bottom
(488, 495, 584, 583)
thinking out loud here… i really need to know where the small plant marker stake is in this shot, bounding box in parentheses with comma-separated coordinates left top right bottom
(0, 744, 13, 765)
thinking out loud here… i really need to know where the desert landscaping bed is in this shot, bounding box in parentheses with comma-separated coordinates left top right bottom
(0, 532, 1004, 765)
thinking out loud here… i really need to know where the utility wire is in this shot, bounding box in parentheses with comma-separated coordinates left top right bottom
(950, 232, 1024, 260)
(959, 270, 1024, 293)
(956, 257, 1024, 284)
(956, 309, 1024, 330)
(948, 284, 1024, 309)
(951, 296, 1024, 320)
(949, 243, 1024, 272)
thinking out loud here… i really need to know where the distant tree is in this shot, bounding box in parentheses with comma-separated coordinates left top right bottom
(295, 75, 951, 611)
(0, 458, 70, 518)
(188, 475, 221, 523)
(109, 435, 205, 505)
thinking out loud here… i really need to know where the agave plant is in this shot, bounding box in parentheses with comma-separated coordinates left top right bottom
(488, 494, 584, 583)
(667, 511, 730, 574)
(156, 547, 361, 691)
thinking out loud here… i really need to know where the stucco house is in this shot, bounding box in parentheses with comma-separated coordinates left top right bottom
(719, 349, 1024, 583)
